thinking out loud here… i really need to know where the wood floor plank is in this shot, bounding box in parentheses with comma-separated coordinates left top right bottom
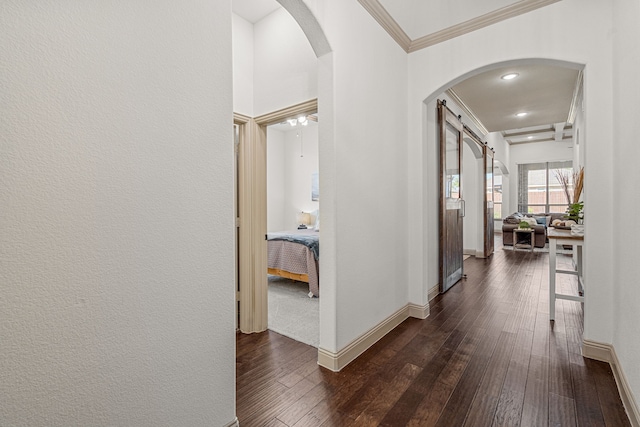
(571, 359, 607, 426)
(350, 363, 422, 425)
(520, 354, 550, 427)
(462, 331, 517, 427)
(590, 358, 632, 427)
(549, 392, 577, 427)
(236, 238, 630, 427)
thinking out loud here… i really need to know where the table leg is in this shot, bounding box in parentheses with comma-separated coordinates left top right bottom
(577, 244, 584, 295)
(530, 230, 534, 252)
(549, 239, 557, 321)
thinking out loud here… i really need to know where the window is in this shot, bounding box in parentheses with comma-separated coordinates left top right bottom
(518, 161, 573, 214)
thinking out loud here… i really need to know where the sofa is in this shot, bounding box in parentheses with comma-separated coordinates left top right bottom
(502, 212, 567, 248)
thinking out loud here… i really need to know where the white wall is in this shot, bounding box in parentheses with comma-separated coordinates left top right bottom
(486, 132, 510, 221)
(253, 8, 319, 116)
(283, 123, 320, 228)
(408, 0, 615, 348)
(267, 128, 287, 232)
(612, 0, 640, 406)
(233, 13, 255, 116)
(0, 2, 236, 426)
(508, 140, 574, 214)
(267, 122, 319, 232)
(307, 0, 410, 352)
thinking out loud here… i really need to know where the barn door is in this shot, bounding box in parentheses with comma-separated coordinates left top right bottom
(438, 100, 464, 293)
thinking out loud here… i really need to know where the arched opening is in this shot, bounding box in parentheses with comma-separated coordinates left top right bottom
(232, 0, 335, 362)
(421, 58, 585, 299)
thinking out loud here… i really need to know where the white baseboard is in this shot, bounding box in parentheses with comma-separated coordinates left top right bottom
(408, 302, 429, 319)
(223, 417, 239, 427)
(428, 284, 440, 302)
(318, 303, 416, 372)
(583, 339, 640, 427)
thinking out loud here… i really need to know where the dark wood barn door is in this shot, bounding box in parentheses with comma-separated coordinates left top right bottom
(438, 100, 464, 293)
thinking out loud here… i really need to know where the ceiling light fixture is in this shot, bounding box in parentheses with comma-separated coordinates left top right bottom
(501, 73, 519, 80)
(288, 119, 297, 127)
(527, 136, 533, 139)
(516, 112, 528, 117)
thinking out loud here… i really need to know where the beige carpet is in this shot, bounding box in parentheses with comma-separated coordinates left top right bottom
(268, 275, 319, 347)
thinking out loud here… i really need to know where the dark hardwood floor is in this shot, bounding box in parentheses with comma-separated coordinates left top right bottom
(236, 238, 630, 426)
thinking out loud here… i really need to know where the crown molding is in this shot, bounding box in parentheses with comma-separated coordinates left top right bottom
(446, 89, 489, 136)
(359, 0, 561, 53)
(357, 0, 411, 52)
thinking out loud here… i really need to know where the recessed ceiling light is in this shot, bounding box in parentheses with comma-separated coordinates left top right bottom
(501, 73, 519, 80)
(527, 136, 533, 139)
(516, 112, 528, 117)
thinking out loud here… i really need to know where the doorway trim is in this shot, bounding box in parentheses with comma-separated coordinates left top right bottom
(235, 99, 318, 334)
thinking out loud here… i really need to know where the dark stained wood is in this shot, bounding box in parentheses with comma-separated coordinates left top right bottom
(236, 238, 630, 426)
(439, 100, 465, 293)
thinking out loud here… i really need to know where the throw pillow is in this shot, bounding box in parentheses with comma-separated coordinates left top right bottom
(533, 216, 547, 226)
(504, 213, 523, 224)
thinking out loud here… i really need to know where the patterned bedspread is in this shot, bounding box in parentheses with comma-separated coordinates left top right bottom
(267, 230, 320, 296)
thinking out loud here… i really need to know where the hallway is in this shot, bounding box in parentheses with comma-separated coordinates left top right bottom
(236, 243, 630, 426)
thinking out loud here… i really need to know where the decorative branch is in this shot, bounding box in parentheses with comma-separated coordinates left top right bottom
(553, 169, 573, 204)
(573, 167, 584, 203)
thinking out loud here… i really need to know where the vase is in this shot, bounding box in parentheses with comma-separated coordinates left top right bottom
(571, 224, 584, 236)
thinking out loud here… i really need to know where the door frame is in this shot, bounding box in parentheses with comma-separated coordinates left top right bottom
(235, 99, 318, 333)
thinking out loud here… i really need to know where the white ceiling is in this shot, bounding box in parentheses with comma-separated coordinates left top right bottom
(232, 0, 281, 23)
(233, 0, 579, 144)
(378, 0, 517, 40)
(451, 64, 580, 133)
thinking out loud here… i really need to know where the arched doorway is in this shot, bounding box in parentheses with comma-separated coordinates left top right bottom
(232, 0, 336, 363)
(420, 59, 585, 298)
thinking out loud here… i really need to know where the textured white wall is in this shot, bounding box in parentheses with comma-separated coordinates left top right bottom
(485, 132, 510, 219)
(312, 0, 410, 351)
(253, 8, 318, 116)
(267, 123, 319, 232)
(0, 1, 236, 426)
(233, 13, 255, 116)
(408, 0, 615, 345)
(612, 0, 640, 406)
(267, 128, 287, 232)
(283, 123, 320, 228)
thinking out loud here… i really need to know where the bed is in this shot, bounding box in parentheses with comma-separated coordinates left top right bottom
(267, 229, 319, 297)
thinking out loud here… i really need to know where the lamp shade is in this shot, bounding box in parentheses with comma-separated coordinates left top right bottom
(297, 211, 312, 226)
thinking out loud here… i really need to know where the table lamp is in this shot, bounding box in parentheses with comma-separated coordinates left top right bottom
(297, 211, 311, 229)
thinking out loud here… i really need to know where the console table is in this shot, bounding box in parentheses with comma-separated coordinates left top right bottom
(548, 227, 584, 321)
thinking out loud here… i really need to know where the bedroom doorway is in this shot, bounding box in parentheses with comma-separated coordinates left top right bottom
(235, 100, 319, 336)
(265, 113, 320, 347)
